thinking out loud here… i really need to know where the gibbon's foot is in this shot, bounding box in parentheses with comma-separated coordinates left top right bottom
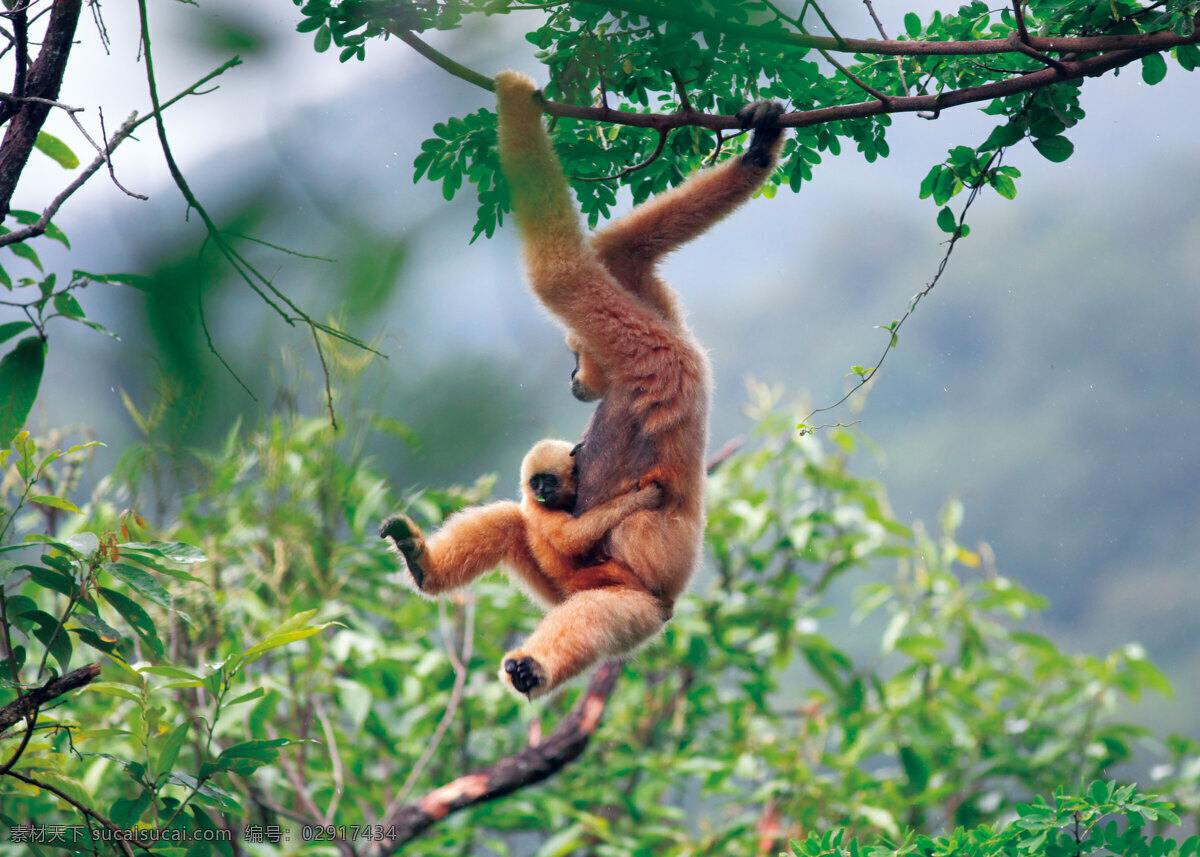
(379, 514, 426, 589)
(502, 655, 546, 698)
(736, 99, 785, 168)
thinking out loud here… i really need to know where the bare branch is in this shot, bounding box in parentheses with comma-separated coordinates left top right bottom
(0, 0, 83, 220)
(0, 57, 241, 250)
(367, 659, 623, 853)
(390, 28, 495, 91)
(0, 663, 101, 733)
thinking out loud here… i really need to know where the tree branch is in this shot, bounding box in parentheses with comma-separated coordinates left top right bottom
(366, 659, 623, 853)
(394, 16, 1196, 135)
(0, 57, 242, 250)
(0, 663, 101, 734)
(580, 0, 1199, 57)
(0, 0, 83, 221)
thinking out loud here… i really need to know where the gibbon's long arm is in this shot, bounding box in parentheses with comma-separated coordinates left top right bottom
(589, 103, 784, 317)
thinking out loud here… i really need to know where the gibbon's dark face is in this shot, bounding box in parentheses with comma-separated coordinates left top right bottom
(570, 350, 603, 402)
(529, 472, 564, 508)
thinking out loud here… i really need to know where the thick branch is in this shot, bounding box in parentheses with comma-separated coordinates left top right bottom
(397, 22, 1195, 133)
(539, 44, 1167, 130)
(0, 0, 83, 221)
(0, 663, 101, 733)
(365, 659, 622, 854)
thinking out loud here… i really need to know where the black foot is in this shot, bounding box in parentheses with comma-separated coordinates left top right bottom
(503, 656, 545, 697)
(380, 514, 425, 589)
(736, 100, 785, 167)
(380, 514, 414, 542)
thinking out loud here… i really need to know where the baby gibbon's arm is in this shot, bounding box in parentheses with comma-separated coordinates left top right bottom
(534, 482, 662, 557)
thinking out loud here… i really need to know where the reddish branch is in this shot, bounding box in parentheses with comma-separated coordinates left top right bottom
(365, 660, 622, 854)
(0, 0, 83, 221)
(0, 663, 102, 733)
(541, 42, 1191, 131)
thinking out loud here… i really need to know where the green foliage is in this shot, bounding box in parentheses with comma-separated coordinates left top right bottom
(786, 782, 1199, 856)
(0, 265, 147, 447)
(291, 1, 1200, 239)
(3, 384, 1199, 852)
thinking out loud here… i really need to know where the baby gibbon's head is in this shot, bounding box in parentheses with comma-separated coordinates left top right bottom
(520, 439, 578, 510)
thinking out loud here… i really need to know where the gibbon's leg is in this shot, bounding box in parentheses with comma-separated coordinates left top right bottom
(380, 503, 539, 596)
(534, 482, 661, 557)
(589, 101, 785, 312)
(500, 584, 667, 698)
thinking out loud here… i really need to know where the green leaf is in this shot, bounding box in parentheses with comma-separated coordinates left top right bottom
(29, 494, 83, 514)
(313, 25, 331, 52)
(1178, 43, 1200, 72)
(72, 270, 149, 290)
(227, 687, 266, 707)
(210, 738, 291, 776)
(1031, 135, 1074, 163)
(34, 131, 80, 169)
(936, 206, 957, 234)
(52, 291, 85, 318)
(99, 586, 165, 657)
(991, 173, 1017, 199)
(121, 542, 207, 564)
(80, 319, 120, 340)
(0, 335, 46, 447)
(8, 239, 43, 271)
(904, 12, 921, 37)
(106, 562, 172, 608)
(139, 665, 204, 680)
(0, 320, 32, 344)
(155, 720, 190, 777)
(1140, 52, 1168, 85)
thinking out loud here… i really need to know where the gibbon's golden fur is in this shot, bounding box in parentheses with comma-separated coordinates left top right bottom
(493, 71, 784, 694)
(381, 74, 783, 698)
(381, 439, 664, 695)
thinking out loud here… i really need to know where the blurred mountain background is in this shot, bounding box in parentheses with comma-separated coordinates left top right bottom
(9, 1, 1198, 744)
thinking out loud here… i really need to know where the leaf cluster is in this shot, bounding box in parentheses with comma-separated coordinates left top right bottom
(285, 0, 1200, 239)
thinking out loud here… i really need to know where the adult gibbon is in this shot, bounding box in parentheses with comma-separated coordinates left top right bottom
(382, 75, 783, 698)
(381, 439, 663, 695)
(494, 71, 784, 693)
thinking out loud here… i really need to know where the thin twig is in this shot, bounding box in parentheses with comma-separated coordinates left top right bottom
(6, 770, 139, 857)
(862, 0, 910, 93)
(99, 109, 148, 199)
(384, 594, 476, 816)
(1013, 0, 1030, 43)
(803, 149, 1005, 426)
(0, 57, 241, 249)
(314, 701, 345, 823)
(573, 128, 668, 182)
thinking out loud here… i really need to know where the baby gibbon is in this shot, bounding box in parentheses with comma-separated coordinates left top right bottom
(381, 439, 663, 696)
(493, 71, 784, 692)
